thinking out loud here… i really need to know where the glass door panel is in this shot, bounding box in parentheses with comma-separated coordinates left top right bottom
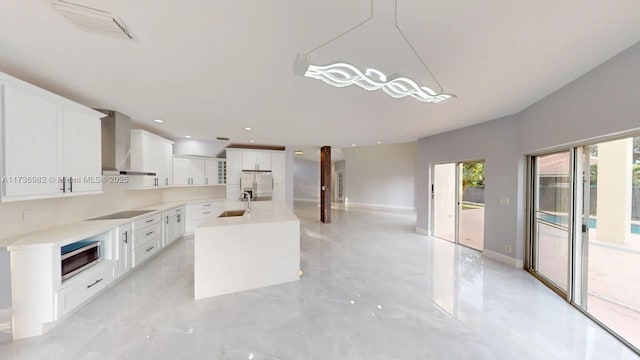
(458, 161, 485, 251)
(581, 137, 640, 349)
(533, 151, 572, 292)
(433, 163, 456, 242)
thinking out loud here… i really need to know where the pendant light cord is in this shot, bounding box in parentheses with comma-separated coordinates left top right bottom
(305, 0, 374, 56)
(304, 0, 447, 94)
(393, 0, 445, 93)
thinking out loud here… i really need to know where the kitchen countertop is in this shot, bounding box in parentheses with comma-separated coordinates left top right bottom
(199, 201, 298, 228)
(2, 199, 223, 250)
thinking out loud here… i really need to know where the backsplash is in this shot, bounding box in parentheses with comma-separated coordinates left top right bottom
(0, 183, 161, 240)
(163, 186, 225, 202)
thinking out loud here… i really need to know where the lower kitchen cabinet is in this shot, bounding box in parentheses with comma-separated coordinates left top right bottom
(54, 261, 116, 320)
(185, 200, 225, 234)
(163, 206, 185, 247)
(131, 214, 162, 268)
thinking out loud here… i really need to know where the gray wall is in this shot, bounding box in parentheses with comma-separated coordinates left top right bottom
(172, 138, 228, 157)
(344, 142, 417, 210)
(416, 41, 640, 264)
(294, 158, 320, 201)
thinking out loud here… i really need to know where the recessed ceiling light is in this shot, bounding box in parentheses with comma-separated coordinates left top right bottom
(376, 141, 382, 144)
(244, 127, 252, 131)
(153, 119, 164, 123)
(249, 139, 256, 143)
(294, 150, 304, 155)
(351, 143, 356, 147)
(185, 135, 192, 138)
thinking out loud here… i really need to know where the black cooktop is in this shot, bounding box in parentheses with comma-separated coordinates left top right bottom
(88, 210, 156, 220)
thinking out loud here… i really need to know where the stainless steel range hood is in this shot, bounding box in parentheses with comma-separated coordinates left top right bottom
(97, 110, 156, 176)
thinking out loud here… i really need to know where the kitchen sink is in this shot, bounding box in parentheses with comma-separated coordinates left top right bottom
(218, 209, 246, 218)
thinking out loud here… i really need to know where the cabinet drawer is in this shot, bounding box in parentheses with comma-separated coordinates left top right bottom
(132, 237, 161, 267)
(187, 201, 224, 211)
(54, 261, 114, 320)
(132, 223, 161, 250)
(132, 213, 161, 231)
(187, 208, 219, 222)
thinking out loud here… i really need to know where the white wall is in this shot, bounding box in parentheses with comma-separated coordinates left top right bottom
(344, 142, 417, 210)
(294, 158, 320, 201)
(416, 40, 640, 267)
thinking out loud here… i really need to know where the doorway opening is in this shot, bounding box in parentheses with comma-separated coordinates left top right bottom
(432, 160, 485, 251)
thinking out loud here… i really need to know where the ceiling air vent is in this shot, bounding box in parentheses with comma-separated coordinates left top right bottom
(52, 0, 135, 40)
(216, 137, 230, 141)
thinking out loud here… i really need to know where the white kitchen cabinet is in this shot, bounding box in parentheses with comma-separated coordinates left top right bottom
(2, 86, 62, 198)
(62, 108, 102, 194)
(204, 159, 218, 185)
(173, 156, 222, 186)
(173, 157, 191, 185)
(130, 130, 174, 188)
(226, 150, 242, 185)
(190, 158, 206, 185)
(225, 148, 287, 204)
(116, 223, 132, 278)
(0, 74, 104, 202)
(217, 160, 227, 184)
(241, 150, 271, 171)
(271, 151, 286, 184)
(162, 206, 185, 248)
(185, 200, 225, 234)
(131, 214, 162, 268)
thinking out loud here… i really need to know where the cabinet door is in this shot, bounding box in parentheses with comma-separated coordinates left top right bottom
(272, 183, 286, 204)
(256, 151, 272, 171)
(217, 160, 226, 185)
(160, 142, 173, 186)
(3, 86, 63, 198)
(62, 108, 102, 193)
(271, 151, 285, 183)
(241, 151, 257, 170)
(173, 157, 191, 185)
(118, 223, 132, 277)
(176, 212, 185, 238)
(226, 150, 242, 185)
(204, 159, 217, 186)
(190, 158, 206, 185)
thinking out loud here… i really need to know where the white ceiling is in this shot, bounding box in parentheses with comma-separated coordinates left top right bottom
(1, 0, 639, 149)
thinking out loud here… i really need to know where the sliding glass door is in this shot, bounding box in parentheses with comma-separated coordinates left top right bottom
(529, 135, 640, 351)
(531, 151, 572, 292)
(433, 161, 485, 251)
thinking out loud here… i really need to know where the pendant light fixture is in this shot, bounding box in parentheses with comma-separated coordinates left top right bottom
(294, 0, 454, 103)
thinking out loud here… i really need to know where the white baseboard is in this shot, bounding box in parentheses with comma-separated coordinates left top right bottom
(415, 227, 429, 235)
(483, 249, 523, 268)
(346, 202, 415, 212)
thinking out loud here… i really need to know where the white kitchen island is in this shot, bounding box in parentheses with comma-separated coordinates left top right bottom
(193, 201, 300, 299)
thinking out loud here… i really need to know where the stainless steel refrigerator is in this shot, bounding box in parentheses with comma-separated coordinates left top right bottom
(240, 171, 273, 201)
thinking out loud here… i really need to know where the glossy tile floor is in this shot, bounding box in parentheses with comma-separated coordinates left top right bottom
(1, 202, 638, 359)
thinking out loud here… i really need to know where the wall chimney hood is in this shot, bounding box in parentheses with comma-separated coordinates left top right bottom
(98, 110, 156, 176)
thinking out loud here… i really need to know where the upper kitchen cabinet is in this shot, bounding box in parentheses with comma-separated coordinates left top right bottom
(173, 156, 222, 186)
(241, 150, 271, 171)
(0, 73, 105, 202)
(130, 130, 174, 188)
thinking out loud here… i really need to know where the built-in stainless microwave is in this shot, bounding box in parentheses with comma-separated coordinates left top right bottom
(61, 241, 100, 281)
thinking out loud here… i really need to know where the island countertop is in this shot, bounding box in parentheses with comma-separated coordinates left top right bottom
(198, 201, 299, 227)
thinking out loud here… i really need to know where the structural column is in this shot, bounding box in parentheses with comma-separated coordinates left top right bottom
(320, 146, 331, 223)
(597, 138, 633, 244)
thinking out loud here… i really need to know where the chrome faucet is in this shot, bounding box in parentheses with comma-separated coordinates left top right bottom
(240, 191, 252, 212)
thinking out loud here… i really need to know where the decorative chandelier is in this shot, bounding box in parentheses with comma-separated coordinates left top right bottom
(294, 0, 454, 104)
